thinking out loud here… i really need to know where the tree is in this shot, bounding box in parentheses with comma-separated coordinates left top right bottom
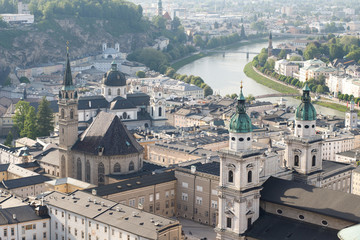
(194, 35, 206, 48)
(278, 49, 287, 59)
(246, 94, 255, 102)
(258, 52, 268, 66)
(290, 56, 302, 61)
(136, 71, 145, 78)
(22, 107, 37, 139)
(230, 93, 238, 99)
(152, 15, 166, 29)
(304, 43, 321, 60)
(13, 101, 31, 135)
(172, 17, 181, 30)
(36, 96, 54, 137)
(165, 67, 176, 78)
(19, 77, 30, 84)
(204, 85, 213, 97)
(4, 131, 13, 147)
(329, 44, 344, 60)
(316, 85, 324, 93)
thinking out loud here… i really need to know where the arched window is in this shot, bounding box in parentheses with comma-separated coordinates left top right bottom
(77, 158, 82, 180)
(117, 88, 120, 96)
(108, 88, 111, 96)
(294, 155, 299, 166)
(70, 109, 74, 119)
(151, 107, 154, 116)
(85, 160, 91, 183)
(129, 161, 135, 171)
(61, 109, 65, 119)
(248, 171, 252, 183)
(114, 163, 121, 173)
(159, 107, 162, 117)
(123, 112, 127, 119)
(312, 155, 316, 166)
(228, 170, 233, 183)
(98, 163, 105, 185)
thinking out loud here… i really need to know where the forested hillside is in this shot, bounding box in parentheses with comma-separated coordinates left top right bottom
(0, 0, 154, 83)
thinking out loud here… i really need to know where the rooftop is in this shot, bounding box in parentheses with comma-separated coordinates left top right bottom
(44, 191, 179, 240)
(261, 177, 360, 223)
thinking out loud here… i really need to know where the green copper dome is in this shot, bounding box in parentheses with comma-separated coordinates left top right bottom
(229, 85, 253, 133)
(295, 83, 317, 121)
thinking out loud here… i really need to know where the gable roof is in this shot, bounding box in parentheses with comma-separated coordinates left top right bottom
(261, 177, 360, 223)
(72, 112, 143, 156)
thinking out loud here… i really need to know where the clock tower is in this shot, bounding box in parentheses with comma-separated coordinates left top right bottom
(345, 99, 357, 130)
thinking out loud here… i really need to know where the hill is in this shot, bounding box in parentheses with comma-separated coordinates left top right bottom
(0, 0, 154, 81)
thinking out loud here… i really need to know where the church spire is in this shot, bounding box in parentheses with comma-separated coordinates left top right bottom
(236, 81, 246, 114)
(158, 0, 163, 16)
(62, 41, 74, 91)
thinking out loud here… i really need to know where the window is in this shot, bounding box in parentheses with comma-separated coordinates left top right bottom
(85, 160, 91, 183)
(248, 171, 252, 183)
(77, 158, 82, 180)
(247, 218, 252, 229)
(11, 228, 14, 236)
(149, 194, 154, 202)
(114, 163, 121, 173)
(276, 209, 283, 214)
(226, 217, 232, 228)
(96, 224, 99, 230)
(181, 193, 188, 201)
(294, 155, 299, 166)
(182, 182, 188, 188)
(122, 112, 127, 119)
(196, 196, 202, 205)
(139, 197, 145, 205)
(129, 161, 134, 171)
(196, 186, 203, 192)
(171, 189, 175, 196)
(321, 220, 328, 226)
(43, 232, 46, 238)
(117, 88, 120, 95)
(211, 200, 218, 209)
(165, 191, 169, 198)
(61, 109, 65, 119)
(298, 215, 305, 220)
(43, 223, 46, 228)
(239, 138, 244, 141)
(98, 162, 105, 185)
(55, 222, 58, 229)
(312, 155, 316, 166)
(159, 107, 162, 117)
(156, 193, 160, 200)
(104, 227, 107, 233)
(228, 170, 234, 183)
(70, 109, 74, 119)
(129, 199, 135, 207)
(75, 229, 77, 236)
(108, 89, 111, 95)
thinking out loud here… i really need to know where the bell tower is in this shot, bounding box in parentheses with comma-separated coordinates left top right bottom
(58, 43, 78, 178)
(284, 83, 322, 185)
(216, 82, 262, 240)
(268, 32, 273, 57)
(345, 98, 357, 130)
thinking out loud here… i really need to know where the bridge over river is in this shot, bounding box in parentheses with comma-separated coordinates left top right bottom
(255, 93, 300, 99)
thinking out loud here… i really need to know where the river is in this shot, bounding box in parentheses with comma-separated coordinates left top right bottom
(178, 40, 343, 117)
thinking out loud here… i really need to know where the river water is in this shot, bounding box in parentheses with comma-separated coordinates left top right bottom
(178, 40, 343, 117)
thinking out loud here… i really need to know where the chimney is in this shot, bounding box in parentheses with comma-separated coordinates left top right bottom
(191, 165, 196, 174)
(92, 189, 97, 196)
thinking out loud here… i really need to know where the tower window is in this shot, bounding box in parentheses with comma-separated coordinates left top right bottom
(98, 162, 105, 186)
(247, 137, 251, 141)
(226, 217, 232, 228)
(297, 124, 301, 128)
(247, 171, 252, 183)
(247, 218, 252, 229)
(70, 109, 74, 119)
(312, 156, 316, 166)
(239, 138, 244, 142)
(108, 89, 111, 96)
(228, 170, 233, 183)
(77, 158, 82, 180)
(117, 89, 120, 96)
(231, 137, 235, 141)
(294, 155, 299, 166)
(312, 125, 315, 128)
(298, 215, 305, 220)
(123, 112, 127, 119)
(61, 109, 65, 119)
(304, 125, 309, 129)
(159, 107, 162, 117)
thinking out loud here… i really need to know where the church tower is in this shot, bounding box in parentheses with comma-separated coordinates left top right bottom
(216, 83, 262, 239)
(284, 83, 322, 185)
(268, 32, 273, 57)
(345, 99, 357, 130)
(150, 89, 167, 126)
(58, 45, 78, 178)
(158, 0, 163, 16)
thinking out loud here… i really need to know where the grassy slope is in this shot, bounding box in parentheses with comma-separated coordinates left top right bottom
(243, 62, 299, 95)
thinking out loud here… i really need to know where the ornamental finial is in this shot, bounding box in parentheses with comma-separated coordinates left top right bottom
(240, 80, 243, 89)
(66, 41, 69, 54)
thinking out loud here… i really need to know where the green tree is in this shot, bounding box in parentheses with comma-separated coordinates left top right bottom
(204, 85, 213, 97)
(165, 67, 176, 78)
(36, 97, 54, 137)
(304, 43, 321, 60)
(240, 24, 246, 38)
(19, 77, 30, 84)
(152, 15, 166, 29)
(258, 52, 268, 66)
(278, 49, 287, 59)
(316, 85, 324, 93)
(136, 71, 145, 78)
(290, 56, 302, 61)
(230, 93, 238, 99)
(194, 35, 206, 48)
(22, 107, 37, 139)
(4, 131, 13, 147)
(329, 44, 344, 60)
(13, 101, 31, 135)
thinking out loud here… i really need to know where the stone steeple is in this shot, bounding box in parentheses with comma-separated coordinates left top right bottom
(268, 32, 273, 57)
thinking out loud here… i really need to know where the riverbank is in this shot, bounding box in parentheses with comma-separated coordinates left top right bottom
(171, 37, 272, 71)
(243, 62, 299, 95)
